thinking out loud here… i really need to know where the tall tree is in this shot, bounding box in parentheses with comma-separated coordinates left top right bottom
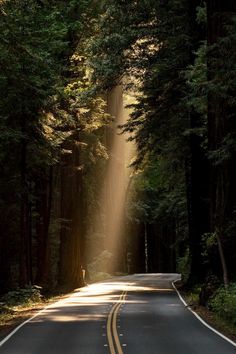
(0, 0, 109, 291)
(91, 0, 210, 280)
(207, 0, 236, 285)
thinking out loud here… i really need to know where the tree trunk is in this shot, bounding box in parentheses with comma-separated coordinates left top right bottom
(58, 139, 84, 290)
(19, 115, 31, 287)
(186, 1, 210, 285)
(207, 0, 236, 284)
(216, 228, 229, 287)
(35, 167, 53, 287)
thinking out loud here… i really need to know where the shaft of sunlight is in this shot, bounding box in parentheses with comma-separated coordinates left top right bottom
(87, 84, 135, 277)
(105, 85, 134, 273)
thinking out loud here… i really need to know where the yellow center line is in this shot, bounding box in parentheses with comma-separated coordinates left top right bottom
(107, 303, 117, 354)
(107, 291, 127, 354)
(112, 292, 127, 354)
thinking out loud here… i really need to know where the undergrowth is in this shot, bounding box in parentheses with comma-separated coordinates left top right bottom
(209, 283, 236, 326)
(1, 286, 43, 307)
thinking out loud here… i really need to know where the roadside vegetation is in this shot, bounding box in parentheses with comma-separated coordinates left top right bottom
(0, 286, 45, 339)
(0, 286, 68, 339)
(181, 282, 236, 341)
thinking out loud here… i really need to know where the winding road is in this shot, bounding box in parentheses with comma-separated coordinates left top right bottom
(0, 274, 235, 354)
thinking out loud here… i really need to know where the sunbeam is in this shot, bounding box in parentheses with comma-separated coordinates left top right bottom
(86, 84, 135, 277)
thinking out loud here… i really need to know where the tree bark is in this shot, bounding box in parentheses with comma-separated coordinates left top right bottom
(19, 114, 31, 287)
(207, 0, 236, 284)
(58, 139, 84, 290)
(35, 167, 53, 287)
(186, 1, 210, 285)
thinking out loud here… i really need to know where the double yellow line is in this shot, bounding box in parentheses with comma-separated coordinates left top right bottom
(107, 291, 127, 354)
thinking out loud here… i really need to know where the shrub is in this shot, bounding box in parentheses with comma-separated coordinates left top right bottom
(2, 286, 43, 306)
(89, 272, 111, 282)
(209, 283, 236, 325)
(176, 248, 190, 283)
(88, 250, 112, 273)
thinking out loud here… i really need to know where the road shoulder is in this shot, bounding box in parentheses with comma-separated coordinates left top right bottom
(173, 281, 236, 344)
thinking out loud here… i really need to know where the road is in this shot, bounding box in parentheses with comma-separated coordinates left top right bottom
(0, 274, 235, 354)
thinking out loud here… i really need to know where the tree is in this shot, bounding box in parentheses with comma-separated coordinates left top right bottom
(91, 0, 210, 281)
(207, 0, 236, 286)
(0, 0, 69, 289)
(0, 0, 109, 291)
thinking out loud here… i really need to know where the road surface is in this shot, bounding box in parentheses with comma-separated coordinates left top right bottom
(0, 274, 235, 354)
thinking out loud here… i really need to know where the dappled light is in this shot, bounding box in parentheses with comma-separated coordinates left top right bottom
(32, 313, 106, 323)
(30, 277, 177, 324)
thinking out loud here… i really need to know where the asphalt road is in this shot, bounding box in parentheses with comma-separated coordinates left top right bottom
(0, 274, 235, 354)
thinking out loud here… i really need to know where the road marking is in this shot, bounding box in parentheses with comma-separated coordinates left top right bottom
(107, 304, 117, 354)
(112, 294, 124, 354)
(107, 291, 127, 354)
(172, 280, 236, 347)
(0, 300, 58, 348)
(0, 284, 106, 348)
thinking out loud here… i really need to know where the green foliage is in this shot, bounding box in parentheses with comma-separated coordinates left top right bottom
(87, 250, 112, 281)
(184, 41, 207, 125)
(209, 284, 236, 326)
(196, 2, 207, 25)
(88, 272, 111, 283)
(186, 285, 202, 305)
(176, 248, 190, 283)
(128, 156, 187, 227)
(91, 0, 201, 276)
(0, 0, 110, 292)
(207, 13, 236, 165)
(201, 232, 217, 260)
(2, 286, 42, 306)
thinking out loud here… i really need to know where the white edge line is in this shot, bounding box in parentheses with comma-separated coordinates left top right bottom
(0, 286, 84, 348)
(0, 300, 60, 348)
(172, 280, 236, 348)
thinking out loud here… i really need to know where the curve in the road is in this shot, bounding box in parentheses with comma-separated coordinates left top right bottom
(107, 291, 127, 354)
